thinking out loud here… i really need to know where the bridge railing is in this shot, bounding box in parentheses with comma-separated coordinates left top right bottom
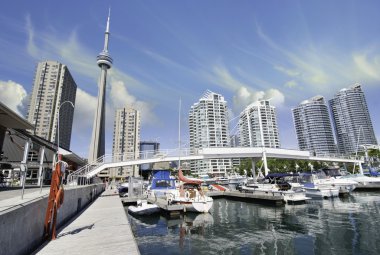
(67, 148, 194, 185)
(66, 147, 363, 185)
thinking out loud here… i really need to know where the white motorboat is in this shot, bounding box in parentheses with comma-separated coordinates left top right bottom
(339, 172, 380, 189)
(242, 174, 310, 203)
(168, 169, 213, 213)
(302, 183, 340, 198)
(316, 168, 358, 195)
(227, 173, 247, 185)
(147, 170, 177, 198)
(128, 200, 160, 216)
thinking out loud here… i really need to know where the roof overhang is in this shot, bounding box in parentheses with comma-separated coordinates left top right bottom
(0, 101, 34, 130)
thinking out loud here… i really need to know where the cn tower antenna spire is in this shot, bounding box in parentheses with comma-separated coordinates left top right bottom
(88, 10, 113, 163)
(104, 8, 111, 51)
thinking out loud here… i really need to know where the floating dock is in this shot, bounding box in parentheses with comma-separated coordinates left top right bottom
(207, 190, 284, 205)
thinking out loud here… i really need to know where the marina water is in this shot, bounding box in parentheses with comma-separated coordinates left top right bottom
(126, 191, 380, 255)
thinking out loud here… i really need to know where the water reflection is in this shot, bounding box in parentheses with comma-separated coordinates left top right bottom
(127, 191, 380, 255)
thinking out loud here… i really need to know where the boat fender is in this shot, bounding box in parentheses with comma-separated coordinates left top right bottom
(167, 193, 174, 204)
(185, 191, 190, 200)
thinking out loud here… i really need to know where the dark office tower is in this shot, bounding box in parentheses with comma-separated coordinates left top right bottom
(27, 61, 77, 150)
(329, 84, 377, 155)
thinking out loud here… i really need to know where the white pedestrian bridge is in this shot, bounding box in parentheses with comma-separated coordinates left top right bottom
(67, 147, 363, 185)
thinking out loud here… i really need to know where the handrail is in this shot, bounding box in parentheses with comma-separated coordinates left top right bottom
(67, 148, 193, 185)
(66, 147, 363, 186)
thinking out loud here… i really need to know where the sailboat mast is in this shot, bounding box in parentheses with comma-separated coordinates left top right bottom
(178, 98, 182, 169)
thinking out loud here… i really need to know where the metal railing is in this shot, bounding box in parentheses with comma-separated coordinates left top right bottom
(67, 148, 194, 185)
(66, 147, 363, 186)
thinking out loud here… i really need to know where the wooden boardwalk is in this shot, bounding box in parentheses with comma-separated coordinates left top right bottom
(35, 190, 140, 255)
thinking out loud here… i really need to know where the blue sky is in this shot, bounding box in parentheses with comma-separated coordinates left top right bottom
(0, 0, 379, 157)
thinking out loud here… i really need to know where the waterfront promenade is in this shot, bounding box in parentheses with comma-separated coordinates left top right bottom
(35, 188, 140, 255)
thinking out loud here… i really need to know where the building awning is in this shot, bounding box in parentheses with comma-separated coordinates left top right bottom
(0, 101, 34, 130)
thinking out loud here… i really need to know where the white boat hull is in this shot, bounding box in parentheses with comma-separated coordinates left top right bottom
(186, 200, 214, 213)
(356, 182, 380, 189)
(128, 202, 160, 215)
(339, 175, 380, 189)
(282, 192, 311, 203)
(304, 187, 339, 198)
(242, 184, 309, 203)
(172, 196, 214, 213)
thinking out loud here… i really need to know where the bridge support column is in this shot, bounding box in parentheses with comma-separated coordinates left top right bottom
(358, 161, 363, 175)
(262, 149, 269, 176)
(251, 158, 256, 180)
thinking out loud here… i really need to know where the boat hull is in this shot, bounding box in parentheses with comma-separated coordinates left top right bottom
(356, 182, 380, 189)
(128, 204, 160, 216)
(172, 197, 214, 213)
(304, 187, 339, 198)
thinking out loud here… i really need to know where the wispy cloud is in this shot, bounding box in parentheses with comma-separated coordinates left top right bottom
(205, 64, 285, 113)
(24, 14, 157, 121)
(21, 14, 162, 156)
(255, 23, 380, 94)
(207, 65, 248, 91)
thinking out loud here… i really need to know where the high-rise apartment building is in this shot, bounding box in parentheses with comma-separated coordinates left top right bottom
(239, 100, 280, 148)
(292, 96, 336, 156)
(111, 107, 140, 178)
(329, 84, 377, 155)
(189, 90, 231, 176)
(27, 60, 76, 150)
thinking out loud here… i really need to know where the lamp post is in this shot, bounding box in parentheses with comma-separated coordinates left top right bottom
(56, 101, 74, 156)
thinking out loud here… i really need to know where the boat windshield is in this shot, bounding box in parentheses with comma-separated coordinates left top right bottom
(321, 168, 341, 177)
(298, 173, 313, 183)
(151, 179, 176, 189)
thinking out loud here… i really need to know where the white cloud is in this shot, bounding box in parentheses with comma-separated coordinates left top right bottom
(72, 88, 97, 130)
(232, 86, 285, 112)
(284, 80, 298, 88)
(206, 65, 285, 113)
(0, 80, 28, 116)
(109, 78, 159, 126)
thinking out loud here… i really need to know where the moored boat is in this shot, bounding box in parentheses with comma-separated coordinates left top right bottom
(242, 173, 310, 203)
(167, 169, 213, 213)
(302, 182, 340, 198)
(128, 200, 160, 215)
(339, 172, 380, 189)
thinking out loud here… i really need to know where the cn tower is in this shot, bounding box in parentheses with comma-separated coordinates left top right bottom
(88, 10, 113, 163)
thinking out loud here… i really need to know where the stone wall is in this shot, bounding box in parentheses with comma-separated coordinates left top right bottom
(0, 184, 105, 255)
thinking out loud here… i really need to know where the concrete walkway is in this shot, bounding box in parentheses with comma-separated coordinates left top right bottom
(35, 189, 140, 255)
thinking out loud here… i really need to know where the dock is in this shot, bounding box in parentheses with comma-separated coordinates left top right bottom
(207, 190, 284, 204)
(121, 195, 147, 204)
(35, 189, 140, 255)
